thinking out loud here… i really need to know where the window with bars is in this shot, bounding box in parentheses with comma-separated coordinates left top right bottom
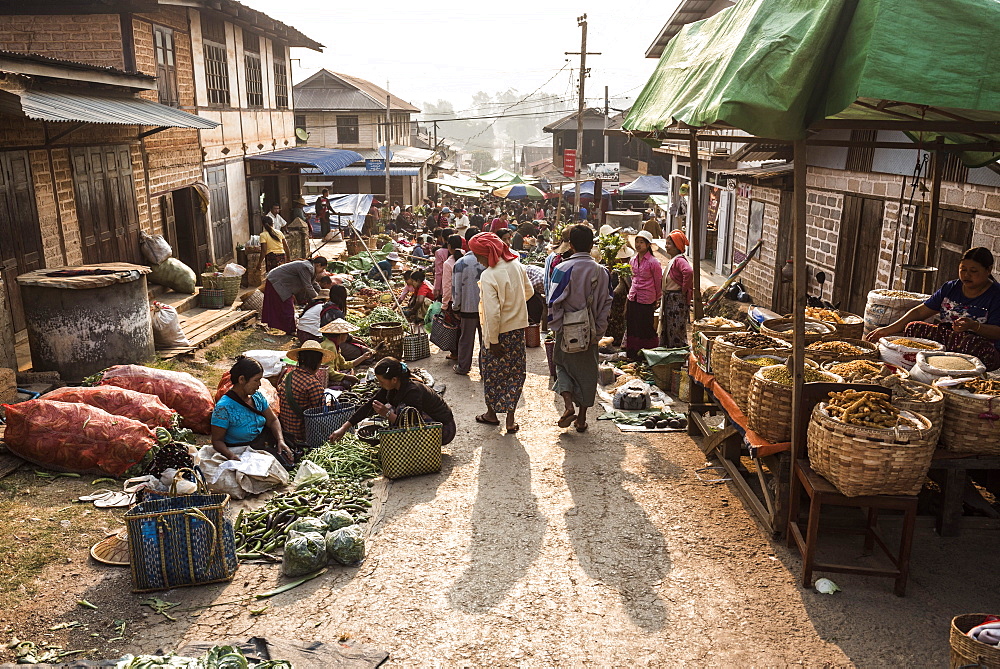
(273, 43, 288, 108)
(153, 25, 178, 107)
(245, 52, 263, 107)
(337, 116, 359, 144)
(201, 16, 229, 106)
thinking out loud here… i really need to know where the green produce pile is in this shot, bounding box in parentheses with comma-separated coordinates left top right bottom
(234, 434, 377, 558)
(116, 644, 290, 668)
(337, 379, 380, 406)
(346, 306, 403, 335)
(598, 408, 688, 429)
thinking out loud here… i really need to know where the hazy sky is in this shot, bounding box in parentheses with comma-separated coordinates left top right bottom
(251, 0, 677, 118)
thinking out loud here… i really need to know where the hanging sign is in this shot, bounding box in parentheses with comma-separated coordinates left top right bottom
(563, 149, 576, 178)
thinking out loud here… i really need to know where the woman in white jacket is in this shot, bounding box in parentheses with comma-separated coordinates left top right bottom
(469, 232, 534, 433)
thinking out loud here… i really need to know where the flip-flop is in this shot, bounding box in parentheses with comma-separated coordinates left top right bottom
(78, 490, 115, 503)
(575, 422, 589, 433)
(506, 424, 520, 433)
(475, 414, 500, 426)
(557, 411, 576, 428)
(94, 492, 134, 509)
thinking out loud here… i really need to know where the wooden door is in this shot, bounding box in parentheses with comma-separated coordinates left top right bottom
(206, 165, 233, 262)
(0, 151, 43, 332)
(246, 178, 263, 235)
(71, 145, 140, 264)
(772, 193, 794, 314)
(835, 195, 885, 315)
(168, 187, 210, 275)
(936, 209, 973, 288)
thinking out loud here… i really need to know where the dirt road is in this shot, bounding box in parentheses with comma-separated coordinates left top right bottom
(3, 335, 998, 666)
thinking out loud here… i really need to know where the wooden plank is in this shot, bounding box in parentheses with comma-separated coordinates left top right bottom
(0, 451, 24, 479)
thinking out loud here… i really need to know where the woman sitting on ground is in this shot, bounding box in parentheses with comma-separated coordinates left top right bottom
(319, 284, 373, 361)
(319, 319, 375, 389)
(404, 269, 435, 325)
(211, 356, 293, 465)
(277, 340, 330, 452)
(328, 357, 456, 445)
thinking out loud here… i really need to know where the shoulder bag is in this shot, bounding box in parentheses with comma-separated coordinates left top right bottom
(560, 268, 599, 354)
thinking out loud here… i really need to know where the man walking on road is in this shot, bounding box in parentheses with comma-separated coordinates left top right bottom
(451, 234, 486, 376)
(315, 188, 332, 240)
(547, 224, 612, 433)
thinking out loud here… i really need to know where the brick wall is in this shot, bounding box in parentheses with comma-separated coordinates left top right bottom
(50, 148, 84, 266)
(805, 191, 843, 302)
(0, 15, 123, 70)
(730, 185, 782, 308)
(28, 150, 63, 267)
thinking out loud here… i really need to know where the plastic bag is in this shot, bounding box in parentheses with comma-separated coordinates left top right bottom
(148, 258, 197, 294)
(423, 300, 443, 333)
(42, 385, 177, 429)
(320, 509, 354, 532)
(878, 336, 944, 371)
(2, 400, 155, 476)
(214, 373, 279, 409)
(150, 301, 191, 350)
(909, 351, 985, 383)
(326, 524, 365, 566)
(292, 460, 329, 487)
(139, 230, 172, 265)
(242, 350, 287, 377)
(283, 532, 328, 577)
(195, 445, 288, 499)
(99, 364, 214, 433)
(287, 517, 327, 536)
(222, 263, 246, 278)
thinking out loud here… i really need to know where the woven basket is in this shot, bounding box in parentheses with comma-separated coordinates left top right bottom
(201, 274, 240, 304)
(243, 250, 261, 288)
(240, 289, 264, 314)
(799, 310, 864, 340)
(369, 321, 404, 359)
(882, 379, 944, 447)
(730, 350, 789, 413)
(807, 402, 935, 497)
(403, 332, 431, 361)
(710, 333, 788, 392)
(0, 367, 15, 404)
(950, 614, 1000, 669)
(199, 288, 226, 309)
(524, 323, 541, 348)
(692, 320, 746, 338)
(804, 335, 880, 365)
(346, 239, 364, 256)
(761, 318, 837, 344)
(747, 365, 842, 443)
(544, 339, 556, 377)
(938, 384, 1000, 455)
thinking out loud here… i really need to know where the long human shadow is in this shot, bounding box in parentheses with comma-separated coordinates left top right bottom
(561, 435, 671, 631)
(448, 436, 545, 612)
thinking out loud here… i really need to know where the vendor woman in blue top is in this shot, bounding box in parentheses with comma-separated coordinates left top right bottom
(211, 356, 293, 464)
(866, 247, 1000, 370)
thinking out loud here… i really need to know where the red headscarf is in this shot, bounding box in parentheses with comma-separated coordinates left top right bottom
(469, 232, 518, 267)
(668, 229, 689, 254)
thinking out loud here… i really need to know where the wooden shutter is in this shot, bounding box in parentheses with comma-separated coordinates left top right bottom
(71, 145, 140, 264)
(154, 25, 178, 107)
(206, 165, 233, 261)
(0, 151, 42, 331)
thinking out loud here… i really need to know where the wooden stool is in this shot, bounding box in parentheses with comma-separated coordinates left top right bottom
(787, 459, 917, 596)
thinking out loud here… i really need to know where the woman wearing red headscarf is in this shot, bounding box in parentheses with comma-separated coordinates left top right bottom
(469, 232, 534, 433)
(660, 229, 693, 348)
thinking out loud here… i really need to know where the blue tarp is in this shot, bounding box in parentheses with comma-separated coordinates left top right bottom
(246, 148, 363, 175)
(563, 181, 610, 197)
(303, 193, 374, 231)
(620, 175, 671, 196)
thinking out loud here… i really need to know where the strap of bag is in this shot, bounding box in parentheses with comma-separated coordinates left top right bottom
(225, 389, 267, 418)
(396, 406, 425, 429)
(283, 372, 304, 415)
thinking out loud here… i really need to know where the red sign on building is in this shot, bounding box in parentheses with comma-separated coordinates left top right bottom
(562, 149, 576, 178)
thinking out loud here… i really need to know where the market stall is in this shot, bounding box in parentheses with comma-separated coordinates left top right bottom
(621, 0, 1000, 595)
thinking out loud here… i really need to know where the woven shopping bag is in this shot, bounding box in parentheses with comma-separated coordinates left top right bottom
(429, 313, 459, 352)
(303, 396, 356, 449)
(124, 493, 238, 592)
(377, 407, 442, 479)
(403, 331, 431, 361)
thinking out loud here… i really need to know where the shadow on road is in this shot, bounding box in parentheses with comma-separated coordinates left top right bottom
(561, 434, 671, 631)
(447, 436, 545, 613)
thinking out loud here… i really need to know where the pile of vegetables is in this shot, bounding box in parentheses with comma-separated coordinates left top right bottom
(346, 306, 403, 335)
(116, 644, 290, 668)
(824, 389, 910, 428)
(234, 434, 377, 559)
(598, 408, 688, 430)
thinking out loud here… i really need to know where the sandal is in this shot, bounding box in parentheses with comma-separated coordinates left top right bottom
(94, 492, 134, 509)
(506, 424, 520, 433)
(78, 490, 115, 503)
(575, 422, 589, 433)
(557, 411, 576, 428)
(475, 414, 500, 426)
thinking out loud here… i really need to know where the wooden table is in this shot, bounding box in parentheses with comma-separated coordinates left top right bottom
(929, 450, 1000, 536)
(686, 354, 791, 536)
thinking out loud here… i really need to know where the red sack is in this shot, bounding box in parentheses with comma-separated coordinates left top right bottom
(2, 400, 155, 476)
(43, 386, 177, 429)
(99, 365, 214, 434)
(215, 373, 280, 409)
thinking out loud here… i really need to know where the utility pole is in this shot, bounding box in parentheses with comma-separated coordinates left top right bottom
(433, 121, 438, 154)
(385, 92, 391, 214)
(566, 14, 600, 216)
(604, 85, 609, 164)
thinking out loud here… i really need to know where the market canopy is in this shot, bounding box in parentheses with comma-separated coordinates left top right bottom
(562, 181, 610, 198)
(247, 148, 363, 174)
(493, 183, 547, 200)
(623, 0, 1000, 167)
(620, 175, 671, 196)
(427, 175, 492, 191)
(440, 184, 483, 198)
(646, 194, 670, 210)
(477, 168, 516, 183)
(302, 193, 373, 231)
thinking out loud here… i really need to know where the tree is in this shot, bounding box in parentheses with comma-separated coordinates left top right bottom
(471, 150, 496, 174)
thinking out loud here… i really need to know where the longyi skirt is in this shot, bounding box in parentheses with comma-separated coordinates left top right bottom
(480, 328, 526, 413)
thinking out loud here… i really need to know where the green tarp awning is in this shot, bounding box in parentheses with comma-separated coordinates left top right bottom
(623, 0, 1000, 166)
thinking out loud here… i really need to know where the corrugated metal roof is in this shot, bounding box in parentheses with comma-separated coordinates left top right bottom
(0, 50, 154, 80)
(322, 167, 420, 177)
(543, 109, 609, 133)
(3, 89, 218, 128)
(293, 70, 419, 112)
(717, 162, 794, 179)
(246, 148, 363, 174)
(293, 88, 387, 111)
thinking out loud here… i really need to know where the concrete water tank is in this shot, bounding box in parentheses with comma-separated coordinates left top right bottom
(16, 263, 154, 383)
